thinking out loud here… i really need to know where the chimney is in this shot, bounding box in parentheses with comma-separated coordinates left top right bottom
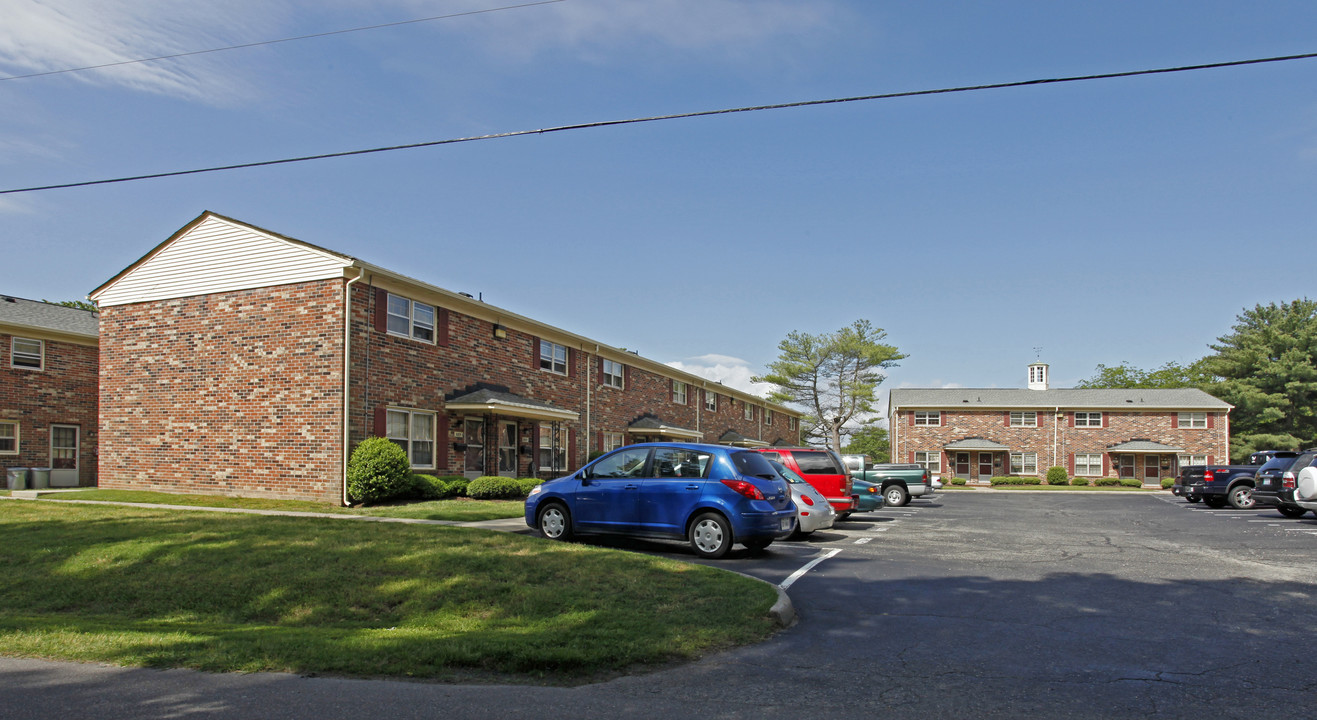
(1028, 362, 1049, 391)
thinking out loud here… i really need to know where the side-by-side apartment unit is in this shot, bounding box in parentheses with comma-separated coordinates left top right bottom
(0, 297, 99, 486)
(889, 363, 1231, 484)
(89, 211, 802, 503)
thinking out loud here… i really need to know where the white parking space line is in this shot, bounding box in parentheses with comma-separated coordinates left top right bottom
(780, 548, 842, 590)
(854, 537, 872, 545)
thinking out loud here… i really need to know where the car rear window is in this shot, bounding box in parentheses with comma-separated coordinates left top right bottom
(731, 451, 778, 479)
(1289, 452, 1317, 472)
(792, 451, 843, 474)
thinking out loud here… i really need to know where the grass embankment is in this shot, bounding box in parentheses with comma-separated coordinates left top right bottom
(0, 502, 778, 682)
(41, 489, 525, 522)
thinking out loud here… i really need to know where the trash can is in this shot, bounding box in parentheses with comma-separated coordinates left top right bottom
(5, 467, 28, 491)
(28, 467, 50, 489)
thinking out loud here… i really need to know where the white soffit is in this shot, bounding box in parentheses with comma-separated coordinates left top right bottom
(94, 215, 351, 307)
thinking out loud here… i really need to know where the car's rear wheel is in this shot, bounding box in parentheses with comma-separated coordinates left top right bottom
(743, 539, 772, 552)
(1185, 495, 1201, 503)
(1278, 505, 1309, 519)
(537, 503, 573, 541)
(1228, 485, 1255, 510)
(884, 484, 909, 507)
(689, 512, 732, 559)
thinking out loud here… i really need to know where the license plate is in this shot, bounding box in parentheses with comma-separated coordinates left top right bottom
(780, 518, 791, 531)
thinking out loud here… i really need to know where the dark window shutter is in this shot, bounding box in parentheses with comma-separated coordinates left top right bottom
(1102, 454, 1110, 476)
(598, 357, 605, 382)
(373, 288, 388, 332)
(1207, 455, 1215, 465)
(907, 451, 914, 463)
(1207, 414, 1215, 429)
(567, 348, 575, 378)
(596, 431, 603, 454)
(1004, 412, 1011, 427)
(908, 412, 915, 427)
(1068, 412, 1075, 428)
(1068, 453, 1075, 474)
(1171, 414, 1179, 429)
(437, 308, 449, 347)
(624, 365, 631, 390)
(1101, 413, 1107, 428)
(373, 406, 387, 437)
(568, 428, 577, 469)
(531, 337, 540, 369)
(437, 415, 449, 471)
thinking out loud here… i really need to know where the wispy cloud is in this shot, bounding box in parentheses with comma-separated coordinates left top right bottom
(666, 353, 773, 397)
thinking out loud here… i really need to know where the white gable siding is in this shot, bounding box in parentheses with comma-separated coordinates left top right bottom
(94, 216, 351, 307)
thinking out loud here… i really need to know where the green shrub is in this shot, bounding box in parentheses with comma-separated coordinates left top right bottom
(1070, 477, 1090, 486)
(467, 476, 525, 499)
(1161, 477, 1175, 489)
(1046, 466, 1069, 485)
(347, 437, 413, 504)
(1095, 477, 1122, 487)
(515, 477, 542, 495)
(1119, 477, 1142, 488)
(950, 477, 967, 486)
(990, 476, 1043, 486)
(437, 475, 469, 497)
(410, 474, 464, 500)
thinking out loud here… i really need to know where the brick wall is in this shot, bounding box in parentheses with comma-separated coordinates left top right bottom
(98, 281, 345, 501)
(1, 333, 99, 485)
(897, 408, 1229, 477)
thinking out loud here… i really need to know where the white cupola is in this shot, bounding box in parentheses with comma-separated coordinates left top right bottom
(1028, 362, 1049, 391)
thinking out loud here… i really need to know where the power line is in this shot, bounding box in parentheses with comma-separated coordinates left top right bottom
(0, 0, 566, 82)
(4, 50, 1316, 196)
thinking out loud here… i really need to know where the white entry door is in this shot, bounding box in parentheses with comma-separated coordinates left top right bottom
(50, 424, 79, 487)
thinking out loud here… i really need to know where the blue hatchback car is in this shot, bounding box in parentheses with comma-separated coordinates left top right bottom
(525, 442, 797, 558)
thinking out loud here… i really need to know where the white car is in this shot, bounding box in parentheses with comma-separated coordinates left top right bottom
(770, 461, 836, 538)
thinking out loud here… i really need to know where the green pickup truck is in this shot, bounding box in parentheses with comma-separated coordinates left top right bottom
(842, 456, 934, 507)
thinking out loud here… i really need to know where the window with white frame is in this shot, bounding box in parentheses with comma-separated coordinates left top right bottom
(672, 380, 687, 405)
(914, 451, 941, 474)
(385, 293, 435, 343)
(743, 402, 754, 421)
(1178, 412, 1208, 429)
(704, 391, 716, 412)
(539, 425, 566, 471)
(1074, 412, 1102, 428)
(1178, 454, 1208, 468)
(11, 338, 43, 370)
(603, 431, 624, 452)
(540, 340, 568, 375)
(385, 409, 435, 468)
(0, 421, 17, 454)
(765, 409, 773, 426)
(913, 411, 940, 426)
(1010, 452, 1038, 475)
(1009, 411, 1038, 428)
(1074, 453, 1103, 476)
(789, 417, 797, 431)
(602, 359, 624, 389)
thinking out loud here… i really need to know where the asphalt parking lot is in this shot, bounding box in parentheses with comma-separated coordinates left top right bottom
(5, 491, 1317, 719)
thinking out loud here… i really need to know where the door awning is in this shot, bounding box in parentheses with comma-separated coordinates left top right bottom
(944, 437, 1011, 451)
(446, 388, 579, 422)
(626, 415, 703, 440)
(1106, 440, 1184, 453)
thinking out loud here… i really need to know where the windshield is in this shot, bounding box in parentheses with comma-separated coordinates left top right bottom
(769, 460, 806, 484)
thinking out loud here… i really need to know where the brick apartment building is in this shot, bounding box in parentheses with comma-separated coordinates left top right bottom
(888, 363, 1231, 484)
(1, 296, 99, 486)
(89, 211, 801, 503)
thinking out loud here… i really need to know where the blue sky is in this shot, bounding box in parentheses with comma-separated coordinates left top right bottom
(3, 0, 1316, 416)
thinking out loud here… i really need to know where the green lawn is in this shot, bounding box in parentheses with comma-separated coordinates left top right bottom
(940, 483, 1165, 491)
(0, 502, 779, 682)
(38, 489, 526, 522)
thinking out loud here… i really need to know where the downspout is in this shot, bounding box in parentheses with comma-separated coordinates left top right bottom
(588, 345, 596, 457)
(342, 267, 365, 506)
(1053, 406, 1060, 473)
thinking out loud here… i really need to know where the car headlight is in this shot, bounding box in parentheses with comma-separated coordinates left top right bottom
(528, 486, 542, 496)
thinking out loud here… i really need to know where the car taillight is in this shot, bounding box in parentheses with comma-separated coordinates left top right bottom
(722, 479, 766, 500)
(799, 494, 815, 506)
(1283, 472, 1297, 490)
(1203, 470, 1215, 482)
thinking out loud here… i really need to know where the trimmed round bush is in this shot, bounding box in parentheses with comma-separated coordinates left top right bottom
(515, 477, 542, 495)
(347, 437, 413, 504)
(437, 475, 469, 497)
(410, 474, 463, 500)
(467, 476, 524, 499)
(1095, 477, 1122, 487)
(1119, 477, 1143, 488)
(950, 477, 967, 486)
(1070, 477, 1090, 486)
(1046, 466, 1069, 485)
(1161, 477, 1175, 489)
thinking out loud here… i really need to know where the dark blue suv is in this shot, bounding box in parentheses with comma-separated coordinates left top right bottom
(525, 442, 797, 558)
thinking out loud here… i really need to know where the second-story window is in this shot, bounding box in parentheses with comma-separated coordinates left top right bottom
(765, 409, 773, 426)
(1178, 412, 1208, 429)
(540, 340, 568, 375)
(743, 402, 754, 421)
(386, 293, 435, 343)
(913, 411, 940, 426)
(1074, 412, 1102, 427)
(1009, 411, 1037, 427)
(11, 337, 43, 370)
(672, 380, 687, 405)
(704, 391, 716, 412)
(602, 359, 624, 389)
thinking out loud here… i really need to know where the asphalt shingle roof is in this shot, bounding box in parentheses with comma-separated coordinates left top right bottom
(0, 296, 98, 338)
(889, 387, 1229, 410)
